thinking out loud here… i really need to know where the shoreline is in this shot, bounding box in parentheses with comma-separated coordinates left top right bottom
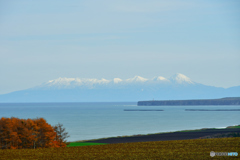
(71, 125, 240, 143)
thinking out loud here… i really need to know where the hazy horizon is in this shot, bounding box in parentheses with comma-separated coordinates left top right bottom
(1, 0, 239, 94)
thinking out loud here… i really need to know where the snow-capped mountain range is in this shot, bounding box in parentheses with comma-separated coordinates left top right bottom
(0, 73, 239, 102)
(39, 73, 193, 88)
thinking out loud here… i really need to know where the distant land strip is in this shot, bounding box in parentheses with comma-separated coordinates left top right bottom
(185, 109, 240, 111)
(138, 97, 240, 106)
(124, 109, 164, 111)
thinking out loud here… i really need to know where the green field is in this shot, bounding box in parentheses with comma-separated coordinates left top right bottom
(1, 138, 239, 160)
(227, 125, 240, 129)
(177, 125, 240, 132)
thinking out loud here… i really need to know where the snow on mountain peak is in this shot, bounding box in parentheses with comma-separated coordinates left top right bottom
(46, 77, 112, 87)
(170, 73, 194, 84)
(47, 77, 77, 86)
(152, 76, 168, 81)
(100, 78, 111, 84)
(113, 78, 123, 83)
(81, 78, 110, 84)
(44, 73, 194, 88)
(126, 76, 148, 82)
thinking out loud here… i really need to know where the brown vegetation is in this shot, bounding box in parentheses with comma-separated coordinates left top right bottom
(0, 117, 68, 149)
(0, 137, 239, 159)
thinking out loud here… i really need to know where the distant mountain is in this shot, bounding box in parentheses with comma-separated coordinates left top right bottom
(170, 73, 194, 84)
(0, 73, 239, 102)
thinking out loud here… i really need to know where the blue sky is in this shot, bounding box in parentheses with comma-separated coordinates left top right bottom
(0, 0, 240, 94)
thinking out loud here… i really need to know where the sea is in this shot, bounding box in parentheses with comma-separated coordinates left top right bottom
(0, 102, 240, 142)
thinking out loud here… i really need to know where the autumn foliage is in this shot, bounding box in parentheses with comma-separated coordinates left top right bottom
(0, 117, 68, 149)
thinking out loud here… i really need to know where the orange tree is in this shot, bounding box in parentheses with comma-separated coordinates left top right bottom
(0, 117, 69, 149)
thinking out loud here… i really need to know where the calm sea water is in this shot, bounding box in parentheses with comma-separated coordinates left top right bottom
(0, 102, 240, 142)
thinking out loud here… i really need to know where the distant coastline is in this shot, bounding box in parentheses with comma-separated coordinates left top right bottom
(138, 97, 240, 106)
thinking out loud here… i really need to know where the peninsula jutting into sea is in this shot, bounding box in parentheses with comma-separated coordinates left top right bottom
(138, 97, 240, 106)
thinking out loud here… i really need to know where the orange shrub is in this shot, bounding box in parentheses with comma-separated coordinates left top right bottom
(0, 117, 66, 149)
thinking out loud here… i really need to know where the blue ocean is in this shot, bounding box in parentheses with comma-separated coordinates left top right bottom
(0, 102, 239, 142)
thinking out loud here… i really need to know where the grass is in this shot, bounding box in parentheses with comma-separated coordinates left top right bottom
(227, 125, 240, 129)
(1, 137, 239, 159)
(177, 128, 224, 132)
(177, 125, 240, 132)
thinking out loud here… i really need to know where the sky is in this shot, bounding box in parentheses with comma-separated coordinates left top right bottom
(0, 0, 240, 94)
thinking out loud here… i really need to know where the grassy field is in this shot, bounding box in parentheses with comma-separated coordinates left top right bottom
(227, 125, 240, 129)
(1, 137, 239, 160)
(176, 125, 240, 132)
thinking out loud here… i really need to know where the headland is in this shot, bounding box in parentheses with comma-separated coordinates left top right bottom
(138, 97, 240, 106)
